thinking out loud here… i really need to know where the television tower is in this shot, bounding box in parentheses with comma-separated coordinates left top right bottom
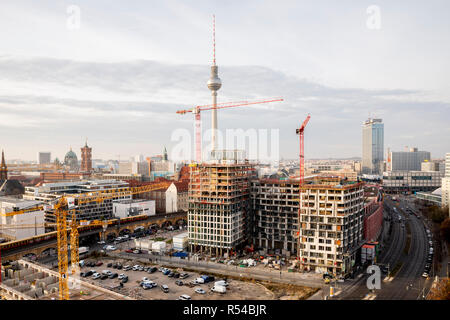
(207, 14, 222, 152)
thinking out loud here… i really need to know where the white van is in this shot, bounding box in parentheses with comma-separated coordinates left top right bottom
(214, 280, 229, 287)
(211, 285, 226, 293)
(195, 277, 205, 284)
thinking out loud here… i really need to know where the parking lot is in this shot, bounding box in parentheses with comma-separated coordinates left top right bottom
(79, 257, 275, 300)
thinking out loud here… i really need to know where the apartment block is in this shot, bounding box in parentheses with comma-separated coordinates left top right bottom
(251, 177, 365, 275)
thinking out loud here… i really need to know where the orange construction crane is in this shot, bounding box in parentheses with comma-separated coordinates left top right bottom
(0, 182, 170, 300)
(296, 114, 311, 267)
(176, 98, 283, 163)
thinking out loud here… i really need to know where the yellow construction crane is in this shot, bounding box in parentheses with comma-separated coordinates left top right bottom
(1, 182, 170, 300)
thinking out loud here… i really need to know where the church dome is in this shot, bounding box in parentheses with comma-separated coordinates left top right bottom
(64, 148, 78, 170)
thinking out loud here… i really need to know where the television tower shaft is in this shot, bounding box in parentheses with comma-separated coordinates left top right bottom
(207, 15, 221, 152)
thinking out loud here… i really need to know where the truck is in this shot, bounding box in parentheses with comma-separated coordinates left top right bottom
(172, 251, 188, 258)
(79, 247, 89, 256)
(211, 285, 226, 293)
(201, 275, 215, 283)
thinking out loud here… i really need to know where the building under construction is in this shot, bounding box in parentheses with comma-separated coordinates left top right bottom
(251, 176, 366, 276)
(188, 151, 255, 256)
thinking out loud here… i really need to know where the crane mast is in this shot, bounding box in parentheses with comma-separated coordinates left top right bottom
(296, 114, 311, 268)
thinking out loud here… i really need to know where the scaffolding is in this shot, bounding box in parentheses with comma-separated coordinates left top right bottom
(188, 160, 254, 257)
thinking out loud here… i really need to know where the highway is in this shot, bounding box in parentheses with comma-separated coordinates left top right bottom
(336, 194, 432, 300)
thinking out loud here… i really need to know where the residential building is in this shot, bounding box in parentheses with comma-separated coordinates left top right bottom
(251, 177, 365, 275)
(166, 181, 189, 213)
(362, 118, 384, 175)
(126, 179, 188, 213)
(188, 153, 253, 256)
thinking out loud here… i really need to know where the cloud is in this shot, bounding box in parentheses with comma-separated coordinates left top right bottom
(0, 56, 448, 161)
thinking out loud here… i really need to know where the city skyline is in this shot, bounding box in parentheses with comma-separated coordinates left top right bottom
(1, 1, 449, 160)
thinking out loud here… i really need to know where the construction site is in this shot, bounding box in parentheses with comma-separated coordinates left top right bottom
(187, 152, 255, 256)
(0, 259, 131, 300)
(0, 15, 375, 301)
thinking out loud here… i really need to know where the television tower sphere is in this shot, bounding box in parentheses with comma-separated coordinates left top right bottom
(207, 65, 222, 91)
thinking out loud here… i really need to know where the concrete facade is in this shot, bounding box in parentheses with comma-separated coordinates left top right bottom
(390, 148, 430, 171)
(113, 199, 155, 219)
(23, 180, 131, 223)
(188, 161, 252, 255)
(0, 197, 45, 240)
(383, 170, 444, 193)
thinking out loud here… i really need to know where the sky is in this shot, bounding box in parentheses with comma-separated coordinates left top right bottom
(0, 0, 449, 162)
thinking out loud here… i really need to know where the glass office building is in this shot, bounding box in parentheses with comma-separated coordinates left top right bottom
(362, 118, 384, 175)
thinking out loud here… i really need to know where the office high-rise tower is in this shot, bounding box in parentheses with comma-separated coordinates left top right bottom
(362, 118, 384, 175)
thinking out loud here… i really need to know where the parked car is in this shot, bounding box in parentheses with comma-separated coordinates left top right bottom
(163, 269, 171, 276)
(121, 276, 128, 284)
(178, 294, 191, 300)
(112, 264, 118, 269)
(84, 270, 94, 277)
(92, 273, 101, 280)
(118, 273, 126, 280)
(107, 263, 113, 267)
(138, 266, 144, 271)
(168, 272, 175, 278)
(117, 264, 123, 270)
(95, 262, 103, 267)
(173, 272, 180, 278)
(195, 288, 206, 294)
(179, 273, 189, 279)
(123, 265, 132, 271)
(142, 282, 153, 290)
(125, 249, 133, 253)
(100, 274, 109, 280)
(132, 265, 140, 271)
(108, 273, 118, 279)
(161, 284, 169, 293)
(133, 249, 141, 254)
(175, 280, 184, 286)
(148, 267, 157, 273)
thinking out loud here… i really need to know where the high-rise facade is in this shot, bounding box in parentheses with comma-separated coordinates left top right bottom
(390, 148, 430, 171)
(38, 152, 51, 164)
(362, 118, 384, 175)
(81, 142, 92, 173)
(188, 156, 252, 256)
